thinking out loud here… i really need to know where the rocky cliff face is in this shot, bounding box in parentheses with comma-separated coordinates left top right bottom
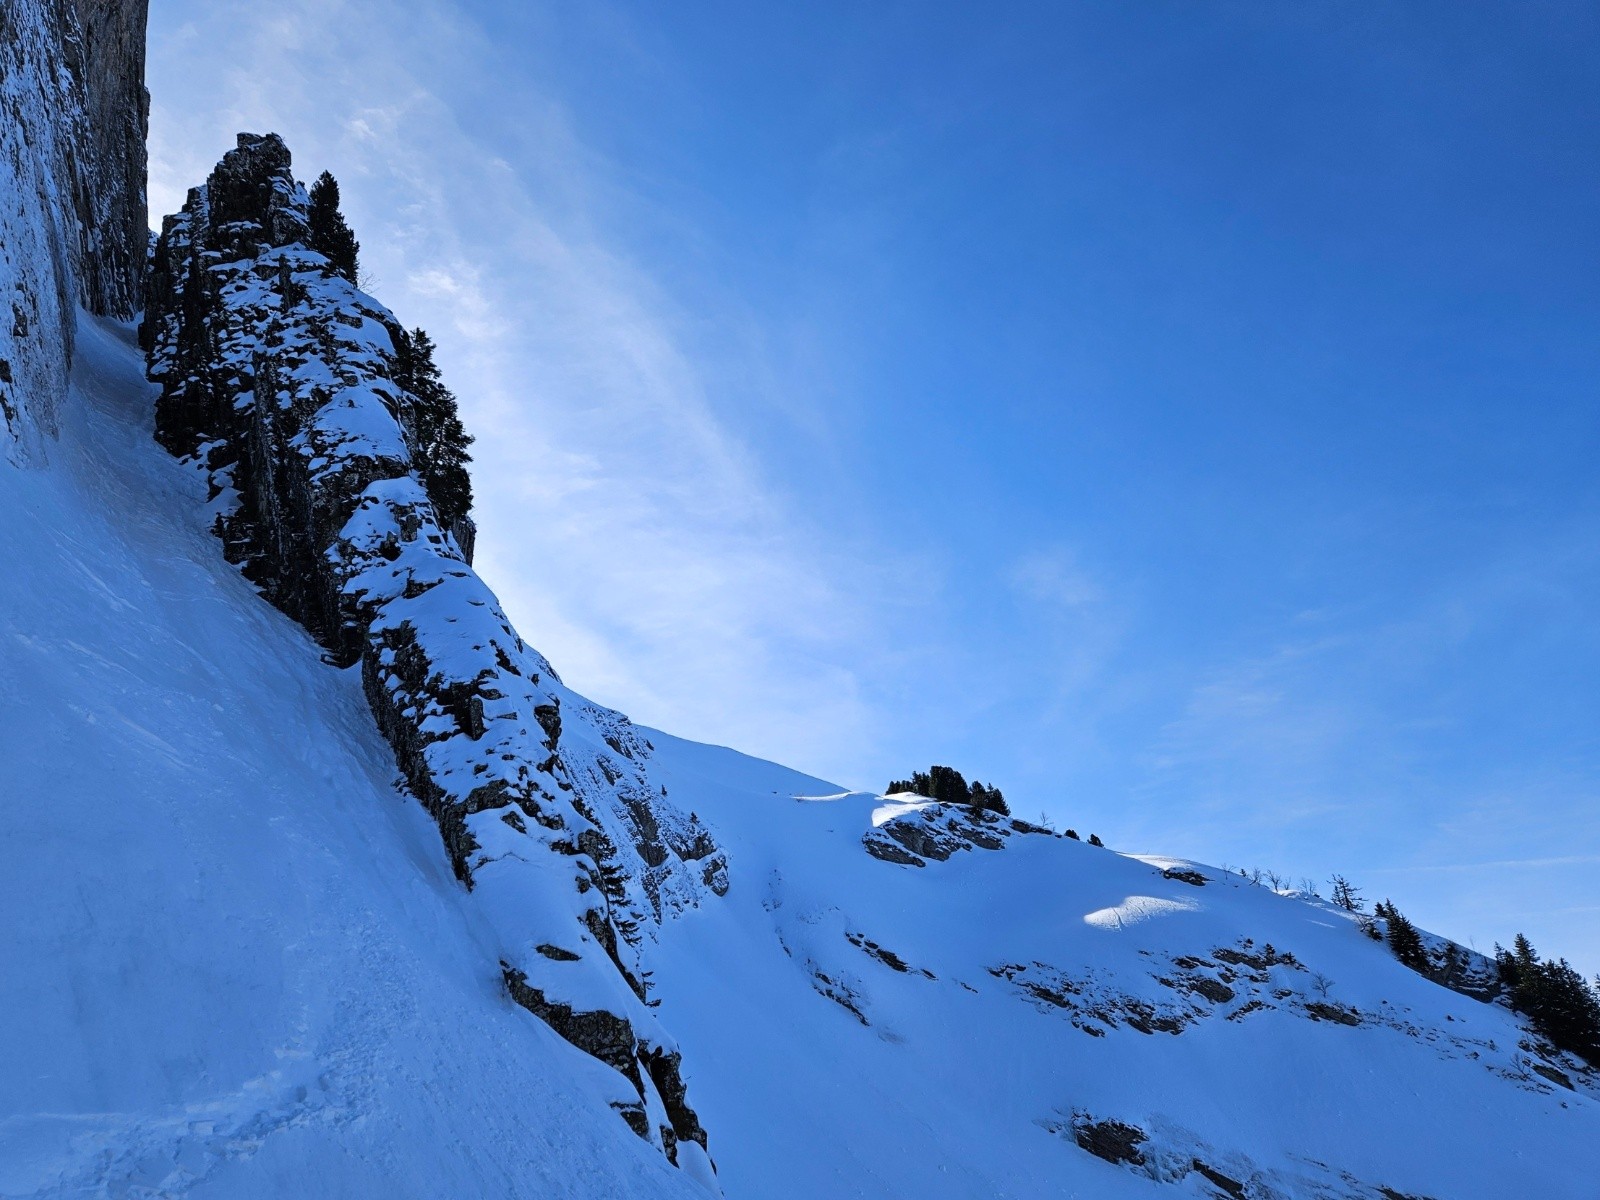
(142, 133, 724, 1177)
(0, 0, 147, 455)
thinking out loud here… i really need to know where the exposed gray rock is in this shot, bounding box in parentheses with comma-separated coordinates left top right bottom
(0, 0, 147, 453)
(1305, 1001, 1363, 1027)
(1045, 1111, 1443, 1200)
(863, 838, 924, 867)
(862, 801, 1047, 866)
(1071, 1116, 1147, 1166)
(847, 931, 935, 979)
(1191, 1159, 1247, 1199)
(57, 0, 150, 318)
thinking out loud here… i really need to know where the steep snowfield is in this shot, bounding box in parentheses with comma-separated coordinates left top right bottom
(0, 316, 700, 1200)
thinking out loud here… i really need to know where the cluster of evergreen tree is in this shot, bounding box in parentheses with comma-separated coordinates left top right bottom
(1356, 883, 1600, 1067)
(885, 765, 1009, 816)
(307, 171, 360, 284)
(1494, 934, 1600, 1066)
(392, 326, 474, 533)
(302, 170, 474, 536)
(1373, 900, 1429, 972)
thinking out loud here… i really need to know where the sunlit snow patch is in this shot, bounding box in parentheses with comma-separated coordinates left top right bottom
(870, 797, 938, 827)
(1084, 895, 1201, 930)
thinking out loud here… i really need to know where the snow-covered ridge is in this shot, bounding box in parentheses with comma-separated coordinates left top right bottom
(141, 132, 718, 1178)
(631, 757, 1600, 1198)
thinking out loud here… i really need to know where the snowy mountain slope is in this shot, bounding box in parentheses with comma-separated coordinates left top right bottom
(5, 323, 1595, 1200)
(637, 732, 1600, 1199)
(4, 10, 1598, 1198)
(0, 315, 704, 1200)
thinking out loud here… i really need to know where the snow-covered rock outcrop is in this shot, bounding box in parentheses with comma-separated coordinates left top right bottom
(0, 0, 146, 454)
(636, 752, 1600, 1199)
(141, 133, 720, 1174)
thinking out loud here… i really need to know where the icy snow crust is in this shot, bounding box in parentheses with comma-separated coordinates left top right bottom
(0, 317, 704, 1200)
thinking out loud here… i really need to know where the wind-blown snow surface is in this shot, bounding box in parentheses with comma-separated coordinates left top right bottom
(4, 320, 1599, 1199)
(0, 316, 700, 1200)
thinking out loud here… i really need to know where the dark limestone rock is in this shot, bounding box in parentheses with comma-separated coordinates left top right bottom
(863, 801, 1049, 867)
(863, 838, 924, 867)
(502, 963, 638, 1078)
(642, 1045, 710, 1157)
(1072, 1117, 1147, 1166)
(1305, 1001, 1363, 1027)
(847, 931, 935, 978)
(58, 0, 150, 319)
(1187, 976, 1237, 1005)
(1191, 1159, 1247, 1199)
(1530, 1061, 1574, 1091)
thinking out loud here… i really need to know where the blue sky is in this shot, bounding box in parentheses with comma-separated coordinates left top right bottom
(147, 1, 1599, 974)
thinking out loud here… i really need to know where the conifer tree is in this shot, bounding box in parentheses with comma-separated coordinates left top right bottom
(887, 765, 1009, 814)
(1330, 875, 1365, 913)
(394, 327, 474, 532)
(1495, 933, 1600, 1066)
(308, 170, 361, 284)
(1375, 900, 1429, 972)
(978, 783, 1010, 817)
(927, 764, 969, 807)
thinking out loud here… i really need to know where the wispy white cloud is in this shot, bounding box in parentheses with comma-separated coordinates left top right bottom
(1009, 546, 1103, 609)
(146, 0, 923, 784)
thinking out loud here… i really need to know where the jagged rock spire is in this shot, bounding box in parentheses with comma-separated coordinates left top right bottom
(142, 133, 719, 1175)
